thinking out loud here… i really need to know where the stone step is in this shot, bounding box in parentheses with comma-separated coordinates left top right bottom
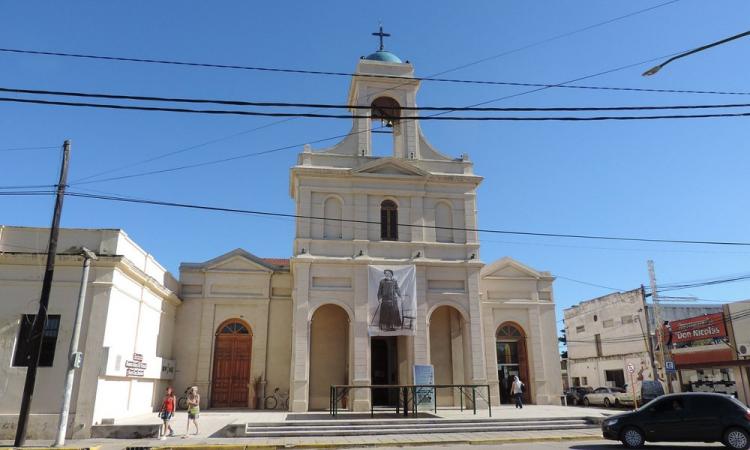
(239, 423, 595, 438)
(245, 419, 590, 430)
(245, 416, 594, 428)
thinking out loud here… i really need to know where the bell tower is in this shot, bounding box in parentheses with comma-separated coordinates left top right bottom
(347, 26, 422, 159)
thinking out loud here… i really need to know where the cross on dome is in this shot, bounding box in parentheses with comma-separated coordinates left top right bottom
(372, 23, 391, 51)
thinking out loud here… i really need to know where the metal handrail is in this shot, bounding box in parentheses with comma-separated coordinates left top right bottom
(329, 384, 491, 418)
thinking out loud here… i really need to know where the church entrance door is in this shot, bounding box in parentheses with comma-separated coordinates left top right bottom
(211, 319, 252, 408)
(371, 336, 398, 406)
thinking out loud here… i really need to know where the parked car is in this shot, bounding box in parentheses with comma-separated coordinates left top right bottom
(566, 386, 594, 406)
(618, 380, 666, 406)
(584, 386, 627, 407)
(602, 392, 750, 449)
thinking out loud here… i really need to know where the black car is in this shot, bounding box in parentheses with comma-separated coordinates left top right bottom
(565, 386, 593, 406)
(602, 392, 750, 449)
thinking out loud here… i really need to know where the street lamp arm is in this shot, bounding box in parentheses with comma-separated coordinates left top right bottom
(643, 29, 750, 76)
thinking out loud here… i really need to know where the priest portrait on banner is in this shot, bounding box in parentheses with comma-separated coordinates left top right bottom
(368, 265, 417, 336)
(377, 269, 402, 331)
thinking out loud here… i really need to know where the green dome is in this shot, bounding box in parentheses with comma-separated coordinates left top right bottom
(364, 50, 403, 63)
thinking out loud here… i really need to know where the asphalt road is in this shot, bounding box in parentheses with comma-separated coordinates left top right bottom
(348, 440, 724, 449)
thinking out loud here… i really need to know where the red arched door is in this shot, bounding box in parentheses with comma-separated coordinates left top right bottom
(496, 322, 531, 404)
(211, 319, 252, 408)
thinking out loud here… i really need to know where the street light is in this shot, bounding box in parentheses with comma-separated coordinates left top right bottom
(643, 29, 750, 76)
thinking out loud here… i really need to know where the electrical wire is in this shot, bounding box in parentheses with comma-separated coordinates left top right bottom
(0, 2, 695, 96)
(8, 86, 750, 112)
(54, 190, 750, 247)
(0, 145, 59, 152)
(6, 96, 750, 121)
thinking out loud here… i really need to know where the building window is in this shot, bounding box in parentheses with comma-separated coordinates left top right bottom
(595, 334, 603, 357)
(435, 201, 453, 243)
(593, 314, 598, 322)
(323, 197, 343, 239)
(572, 377, 581, 387)
(621, 315, 634, 325)
(605, 369, 626, 388)
(380, 200, 398, 241)
(13, 314, 60, 367)
(576, 325, 585, 333)
(603, 319, 614, 328)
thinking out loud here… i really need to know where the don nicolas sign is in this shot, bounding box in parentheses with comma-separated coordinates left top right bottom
(667, 313, 726, 344)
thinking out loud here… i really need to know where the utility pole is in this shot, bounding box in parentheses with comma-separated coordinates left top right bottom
(640, 285, 657, 379)
(647, 260, 672, 393)
(15, 140, 70, 447)
(54, 247, 97, 447)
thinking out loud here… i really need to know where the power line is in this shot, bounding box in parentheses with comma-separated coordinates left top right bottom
(0, 145, 59, 152)
(0, 2, 693, 94)
(7, 86, 750, 112)
(6, 96, 750, 121)
(68, 46, 712, 186)
(58, 190, 750, 247)
(554, 275, 626, 292)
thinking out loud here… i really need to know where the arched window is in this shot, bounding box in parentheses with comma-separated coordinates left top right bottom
(217, 321, 250, 335)
(380, 200, 398, 241)
(323, 197, 343, 239)
(435, 202, 453, 243)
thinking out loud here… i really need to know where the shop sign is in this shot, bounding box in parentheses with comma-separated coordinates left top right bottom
(667, 313, 726, 344)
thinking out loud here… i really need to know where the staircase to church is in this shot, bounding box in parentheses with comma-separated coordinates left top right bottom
(218, 416, 598, 438)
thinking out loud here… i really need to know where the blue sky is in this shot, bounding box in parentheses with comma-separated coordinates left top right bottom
(2, 1, 749, 326)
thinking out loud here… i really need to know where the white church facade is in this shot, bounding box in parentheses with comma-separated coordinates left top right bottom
(0, 44, 561, 439)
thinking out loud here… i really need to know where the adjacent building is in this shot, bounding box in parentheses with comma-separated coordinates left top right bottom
(564, 288, 722, 394)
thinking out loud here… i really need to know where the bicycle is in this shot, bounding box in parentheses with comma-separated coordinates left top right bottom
(264, 387, 289, 410)
(177, 387, 190, 410)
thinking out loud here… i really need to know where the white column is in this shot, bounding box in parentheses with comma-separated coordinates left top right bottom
(290, 262, 311, 411)
(352, 265, 371, 411)
(414, 265, 430, 365)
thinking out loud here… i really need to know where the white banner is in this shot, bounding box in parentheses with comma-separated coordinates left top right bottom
(368, 265, 417, 336)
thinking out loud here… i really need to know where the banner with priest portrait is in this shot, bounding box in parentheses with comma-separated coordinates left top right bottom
(368, 265, 417, 336)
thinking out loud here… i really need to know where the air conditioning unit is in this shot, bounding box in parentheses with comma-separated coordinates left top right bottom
(738, 343, 750, 357)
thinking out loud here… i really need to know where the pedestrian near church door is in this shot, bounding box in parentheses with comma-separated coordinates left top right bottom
(211, 319, 252, 408)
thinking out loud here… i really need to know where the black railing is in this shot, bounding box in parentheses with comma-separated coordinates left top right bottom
(329, 384, 491, 418)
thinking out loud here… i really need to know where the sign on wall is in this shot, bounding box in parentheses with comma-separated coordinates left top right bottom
(413, 364, 435, 411)
(368, 265, 417, 336)
(101, 347, 175, 380)
(667, 313, 726, 344)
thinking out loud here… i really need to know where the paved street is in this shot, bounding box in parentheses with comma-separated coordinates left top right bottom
(352, 440, 724, 449)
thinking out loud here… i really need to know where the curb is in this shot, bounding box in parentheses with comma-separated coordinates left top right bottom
(139, 434, 602, 449)
(1, 447, 101, 450)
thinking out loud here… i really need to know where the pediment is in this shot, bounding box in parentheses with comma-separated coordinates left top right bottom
(182, 248, 275, 273)
(352, 158, 428, 177)
(481, 257, 544, 279)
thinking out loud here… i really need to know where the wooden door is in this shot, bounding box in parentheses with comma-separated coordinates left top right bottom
(211, 320, 252, 408)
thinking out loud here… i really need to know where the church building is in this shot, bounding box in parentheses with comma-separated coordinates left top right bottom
(0, 36, 562, 439)
(172, 41, 562, 412)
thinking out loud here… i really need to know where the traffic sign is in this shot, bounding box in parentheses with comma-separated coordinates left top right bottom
(665, 360, 676, 373)
(626, 363, 635, 374)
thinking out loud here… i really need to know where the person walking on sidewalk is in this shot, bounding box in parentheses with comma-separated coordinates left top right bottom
(510, 375, 524, 409)
(158, 386, 176, 439)
(185, 386, 200, 436)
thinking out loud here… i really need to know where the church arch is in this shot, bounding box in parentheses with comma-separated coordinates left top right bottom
(435, 201, 454, 243)
(309, 304, 350, 410)
(323, 195, 343, 239)
(495, 321, 531, 405)
(380, 199, 398, 241)
(428, 305, 469, 406)
(211, 318, 253, 408)
(370, 96, 401, 157)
